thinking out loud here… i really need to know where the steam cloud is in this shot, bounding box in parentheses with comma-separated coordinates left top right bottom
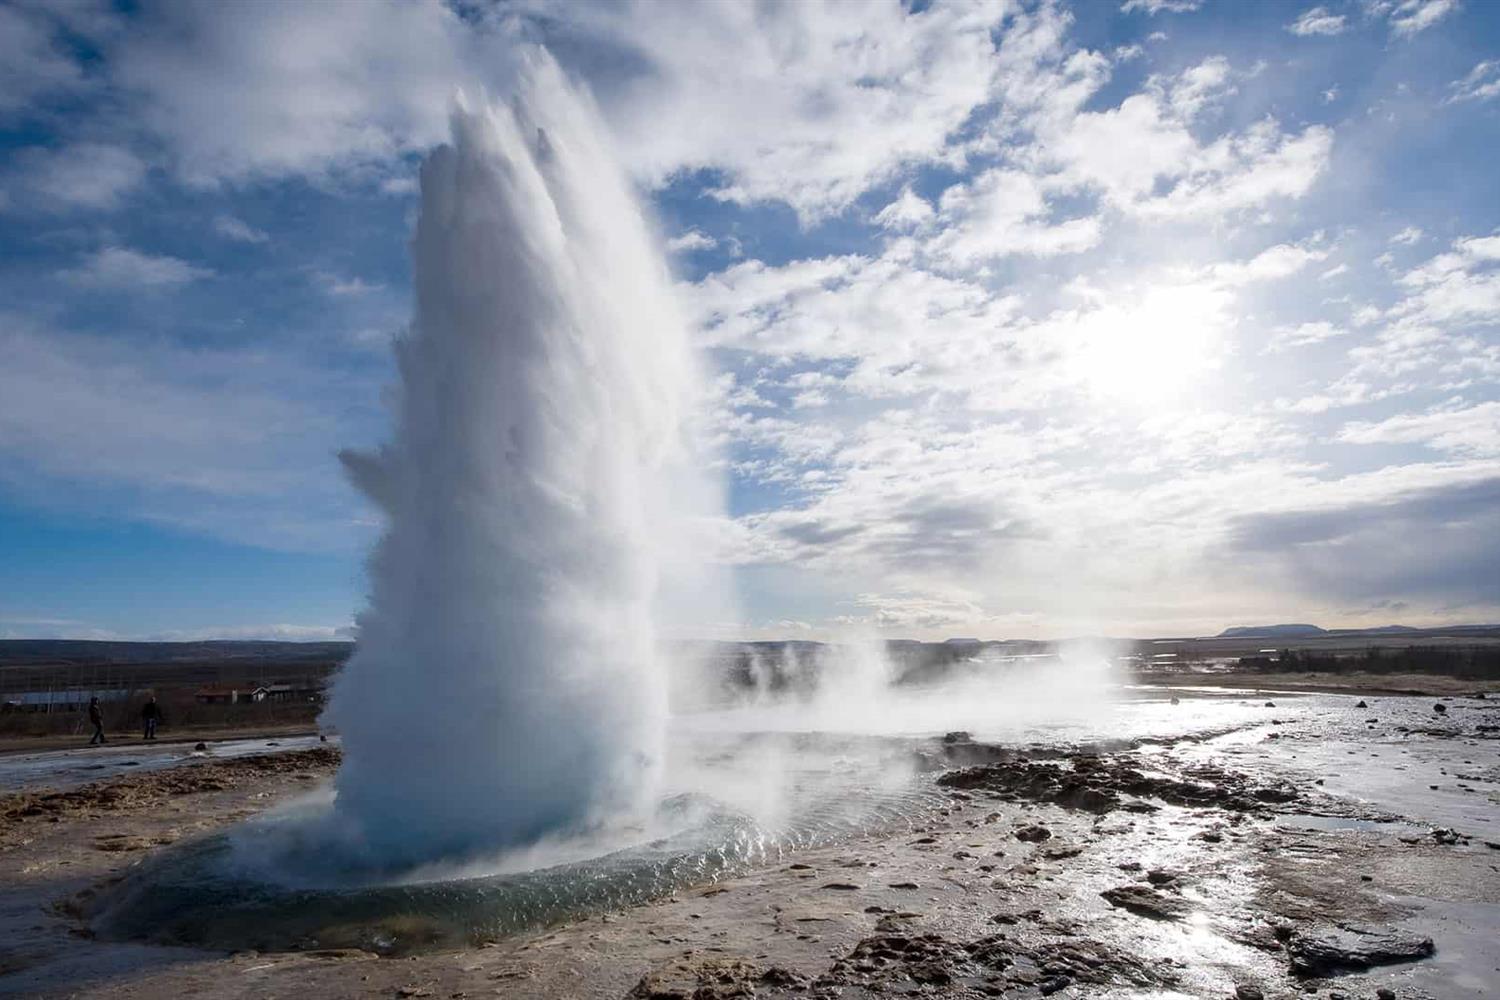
(325, 54, 710, 866)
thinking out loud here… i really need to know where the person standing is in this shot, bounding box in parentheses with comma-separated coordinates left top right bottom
(141, 695, 161, 740)
(88, 696, 106, 745)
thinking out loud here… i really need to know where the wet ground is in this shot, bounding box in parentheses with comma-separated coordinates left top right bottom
(0, 733, 330, 793)
(0, 684, 1495, 998)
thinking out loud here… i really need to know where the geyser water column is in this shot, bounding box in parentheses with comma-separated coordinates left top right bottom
(326, 57, 705, 866)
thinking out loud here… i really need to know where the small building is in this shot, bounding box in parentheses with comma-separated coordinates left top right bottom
(260, 683, 324, 703)
(193, 683, 323, 705)
(194, 686, 240, 705)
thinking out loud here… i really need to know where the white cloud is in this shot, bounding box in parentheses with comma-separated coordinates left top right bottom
(112, 0, 479, 185)
(1287, 7, 1349, 35)
(1372, 0, 1460, 37)
(1266, 320, 1347, 352)
(1121, 0, 1203, 14)
(927, 168, 1102, 263)
(873, 187, 935, 232)
(0, 3, 90, 117)
(666, 229, 717, 253)
(59, 246, 211, 288)
(1207, 240, 1328, 285)
(1337, 401, 1500, 456)
(315, 272, 382, 297)
(1033, 58, 1333, 221)
(1164, 55, 1235, 119)
(1448, 60, 1500, 103)
(1389, 225, 1424, 245)
(1293, 233, 1500, 418)
(526, 0, 1017, 220)
(7, 143, 146, 209)
(214, 214, 270, 243)
(1393, 232, 1500, 326)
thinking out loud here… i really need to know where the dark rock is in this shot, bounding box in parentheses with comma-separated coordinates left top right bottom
(758, 967, 807, 989)
(1056, 784, 1120, 812)
(1039, 975, 1072, 995)
(1355, 700, 1368, 708)
(630, 955, 765, 999)
(1433, 703, 1446, 714)
(943, 731, 972, 744)
(1376, 989, 1396, 1000)
(1099, 885, 1187, 921)
(1014, 825, 1052, 843)
(1265, 702, 1276, 708)
(939, 753, 1297, 814)
(1285, 926, 1435, 977)
(821, 883, 860, 891)
(194, 742, 207, 751)
(1235, 987, 1264, 1000)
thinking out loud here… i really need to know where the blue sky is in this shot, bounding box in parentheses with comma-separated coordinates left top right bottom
(1, 0, 1497, 640)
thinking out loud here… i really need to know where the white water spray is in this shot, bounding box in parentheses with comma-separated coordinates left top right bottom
(325, 55, 708, 866)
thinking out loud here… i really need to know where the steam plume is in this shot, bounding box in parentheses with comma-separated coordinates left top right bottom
(325, 54, 705, 865)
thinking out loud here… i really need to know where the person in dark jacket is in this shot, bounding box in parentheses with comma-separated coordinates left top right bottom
(88, 696, 106, 745)
(141, 695, 161, 740)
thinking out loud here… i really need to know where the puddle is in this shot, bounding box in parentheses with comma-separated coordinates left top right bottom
(1273, 813, 1430, 836)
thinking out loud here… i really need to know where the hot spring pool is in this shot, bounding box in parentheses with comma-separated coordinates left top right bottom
(90, 730, 954, 954)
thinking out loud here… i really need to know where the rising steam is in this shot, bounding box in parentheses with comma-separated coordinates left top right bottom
(325, 54, 710, 866)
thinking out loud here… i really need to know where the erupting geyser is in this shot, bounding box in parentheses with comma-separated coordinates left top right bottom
(325, 55, 707, 866)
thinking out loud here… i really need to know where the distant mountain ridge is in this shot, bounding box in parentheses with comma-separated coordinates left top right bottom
(1217, 624, 1327, 639)
(1216, 623, 1430, 639)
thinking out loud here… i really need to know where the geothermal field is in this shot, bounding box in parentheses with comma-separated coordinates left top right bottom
(4, 10, 1500, 1000)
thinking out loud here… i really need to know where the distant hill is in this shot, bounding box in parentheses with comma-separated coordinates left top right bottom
(0, 639, 353, 667)
(1217, 624, 1327, 639)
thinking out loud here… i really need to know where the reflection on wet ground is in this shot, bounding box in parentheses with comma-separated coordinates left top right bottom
(0, 735, 330, 792)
